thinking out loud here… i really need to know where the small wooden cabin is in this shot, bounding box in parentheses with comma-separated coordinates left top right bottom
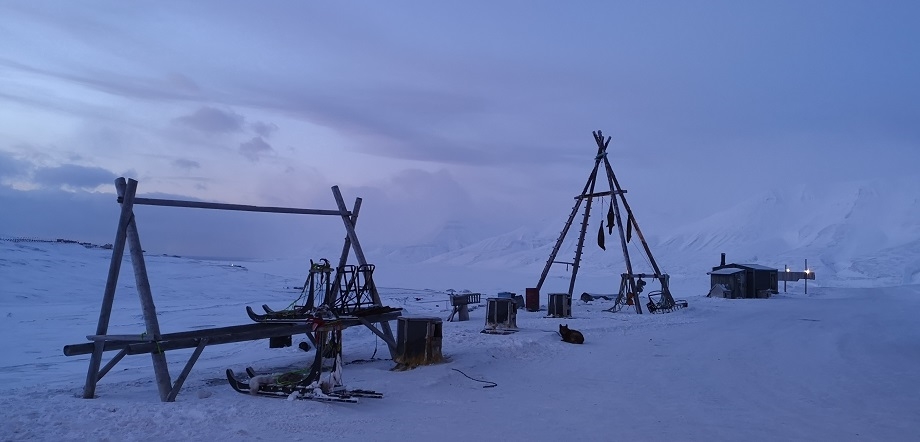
(708, 253, 778, 299)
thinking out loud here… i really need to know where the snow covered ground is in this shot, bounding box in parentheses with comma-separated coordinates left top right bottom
(1, 239, 919, 441)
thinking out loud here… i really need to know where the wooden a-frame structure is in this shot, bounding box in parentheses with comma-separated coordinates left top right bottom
(535, 131, 678, 314)
(64, 178, 397, 401)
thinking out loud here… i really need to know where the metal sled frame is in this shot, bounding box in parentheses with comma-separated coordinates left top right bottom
(645, 290, 689, 314)
(267, 259, 334, 316)
(607, 273, 682, 313)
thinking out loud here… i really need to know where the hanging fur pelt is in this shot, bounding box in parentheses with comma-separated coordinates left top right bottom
(597, 221, 606, 250)
(607, 205, 615, 235)
(626, 214, 633, 243)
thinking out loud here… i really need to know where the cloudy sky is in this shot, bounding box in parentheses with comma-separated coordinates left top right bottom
(1, 1, 918, 257)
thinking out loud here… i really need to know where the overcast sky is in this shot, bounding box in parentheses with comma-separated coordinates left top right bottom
(1, 1, 918, 257)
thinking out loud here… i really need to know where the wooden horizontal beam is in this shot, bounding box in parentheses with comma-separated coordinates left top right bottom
(118, 196, 348, 217)
(64, 323, 314, 356)
(86, 334, 153, 342)
(575, 190, 626, 199)
(778, 271, 816, 281)
(64, 311, 403, 357)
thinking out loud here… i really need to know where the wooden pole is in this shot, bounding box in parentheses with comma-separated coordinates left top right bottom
(568, 161, 600, 298)
(120, 197, 346, 216)
(536, 140, 607, 292)
(325, 198, 362, 307)
(331, 186, 368, 266)
(82, 177, 134, 399)
(166, 338, 208, 402)
(594, 131, 642, 313)
(330, 186, 397, 357)
(117, 178, 174, 402)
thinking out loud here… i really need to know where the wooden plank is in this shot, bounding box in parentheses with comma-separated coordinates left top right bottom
(122, 197, 346, 217)
(82, 177, 135, 399)
(64, 323, 315, 356)
(568, 148, 603, 298)
(595, 132, 642, 313)
(356, 317, 397, 355)
(119, 178, 173, 402)
(96, 348, 128, 381)
(778, 271, 815, 281)
(575, 190, 626, 199)
(331, 186, 368, 266)
(87, 334, 153, 342)
(536, 137, 605, 292)
(331, 186, 397, 357)
(166, 338, 208, 402)
(324, 198, 362, 307)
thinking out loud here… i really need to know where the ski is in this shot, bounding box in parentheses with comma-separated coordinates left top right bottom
(261, 304, 309, 315)
(226, 369, 359, 403)
(246, 366, 383, 399)
(246, 305, 320, 323)
(227, 369, 383, 401)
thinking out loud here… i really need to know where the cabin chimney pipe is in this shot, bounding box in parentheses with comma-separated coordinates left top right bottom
(720, 253, 726, 266)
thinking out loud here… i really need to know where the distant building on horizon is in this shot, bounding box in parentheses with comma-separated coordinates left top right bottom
(707, 253, 778, 299)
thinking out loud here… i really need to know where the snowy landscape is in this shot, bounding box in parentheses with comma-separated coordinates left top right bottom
(2, 176, 920, 441)
(2, 2, 919, 441)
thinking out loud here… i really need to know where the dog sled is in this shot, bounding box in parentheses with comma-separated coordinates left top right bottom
(645, 290, 688, 314)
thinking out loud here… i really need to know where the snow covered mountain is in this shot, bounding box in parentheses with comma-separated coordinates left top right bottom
(378, 176, 920, 287)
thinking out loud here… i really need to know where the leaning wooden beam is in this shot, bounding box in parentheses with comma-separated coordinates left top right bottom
(83, 177, 136, 399)
(324, 198, 362, 307)
(355, 317, 397, 355)
(568, 157, 601, 297)
(603, 153, 674, 308)
(166, 338, 209, 402)
(331, 186, 397, 357)
(536, 139, 607, 292)
(117, 178, 174, 401)
(96, 348, 128, 381)
(331, 186, 368, 266)
(119, 196, 347, 217)
(336, 198, 362, 270)
(594, 131, 642, 313)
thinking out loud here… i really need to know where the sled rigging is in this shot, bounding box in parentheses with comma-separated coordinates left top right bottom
(227, 328, 383, 403)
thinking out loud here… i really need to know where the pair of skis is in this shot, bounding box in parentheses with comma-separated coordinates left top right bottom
(226, 367, 382, 403)
(246, 305, 327, 323)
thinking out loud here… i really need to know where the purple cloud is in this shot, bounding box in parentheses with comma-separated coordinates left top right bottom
(31, 164, 118, 189)
(173, 106, 245, 133)
(250, 121, 279, 138)
(0, 151, 31, 182)
(239, 137, 273, 162)
(172, 158, 200, 170)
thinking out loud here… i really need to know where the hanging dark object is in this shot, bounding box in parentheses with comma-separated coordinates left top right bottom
(626, 214, 633, 243)
(597, 221, 606, 250)
(606, 205, 615, 234)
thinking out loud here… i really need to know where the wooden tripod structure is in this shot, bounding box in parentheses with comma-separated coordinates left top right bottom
(535, 131, 677, 314)
(65, 178, 397, 401)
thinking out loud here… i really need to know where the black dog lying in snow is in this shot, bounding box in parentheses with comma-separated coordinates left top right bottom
(559, 324, 584, 344)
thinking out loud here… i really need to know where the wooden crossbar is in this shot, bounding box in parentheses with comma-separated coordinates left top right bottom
(119, 196, 348, 217)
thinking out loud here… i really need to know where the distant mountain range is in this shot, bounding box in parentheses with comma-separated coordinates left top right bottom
(368, 176, 920, 287)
